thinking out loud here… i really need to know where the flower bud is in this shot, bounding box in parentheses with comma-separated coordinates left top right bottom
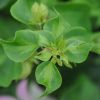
(31, 2, 48, 24)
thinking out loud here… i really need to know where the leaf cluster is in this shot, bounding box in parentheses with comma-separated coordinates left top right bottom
(0, 0, 100, 95)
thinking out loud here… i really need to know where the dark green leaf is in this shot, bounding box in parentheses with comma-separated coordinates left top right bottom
(0, 17, 25, 40)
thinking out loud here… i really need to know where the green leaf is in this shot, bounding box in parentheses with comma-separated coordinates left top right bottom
(65, 38, 92, 63)
(0, 61, 21, 87)
(60, 75, 100, 100)
(63, 27, 92, 63)
(44, 16, 70, 38)
(60, 55, 72, 68)
(63, 27, 91, 41)
(10, 0, 34, 25)
(91, 33, 100, 54)
(55, 3, 91, 31)
(35, 49, 52, 61)
(38, 30, 54, 46)
(10, 0, 55, 25)
(0, 45, 22, 87)
(2, 29, 39, 62)
(35, 61, 62, 95)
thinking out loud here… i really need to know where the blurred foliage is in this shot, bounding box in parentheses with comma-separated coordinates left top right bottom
(92, 33, 100, 54)
(0, 17, 26, 40)
(0, 45, 22, 87)
(0, 0, 11, 9)
(70, 0, 100, 27)
(60, 75, 100, 100)
(55, 3, 91, 31)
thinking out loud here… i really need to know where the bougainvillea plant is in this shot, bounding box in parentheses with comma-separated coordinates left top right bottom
(0, 0, 100, 96)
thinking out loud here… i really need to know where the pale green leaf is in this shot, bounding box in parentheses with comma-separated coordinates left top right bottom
(35, 49, 52, 61)
(10, 0, 56, 25)
(10, 0, 34, 25)
(63, 27, 91, 41)
(2, 29, 39, 62)
(35, 61, 62, 95)
(65, 38, 92, 63)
